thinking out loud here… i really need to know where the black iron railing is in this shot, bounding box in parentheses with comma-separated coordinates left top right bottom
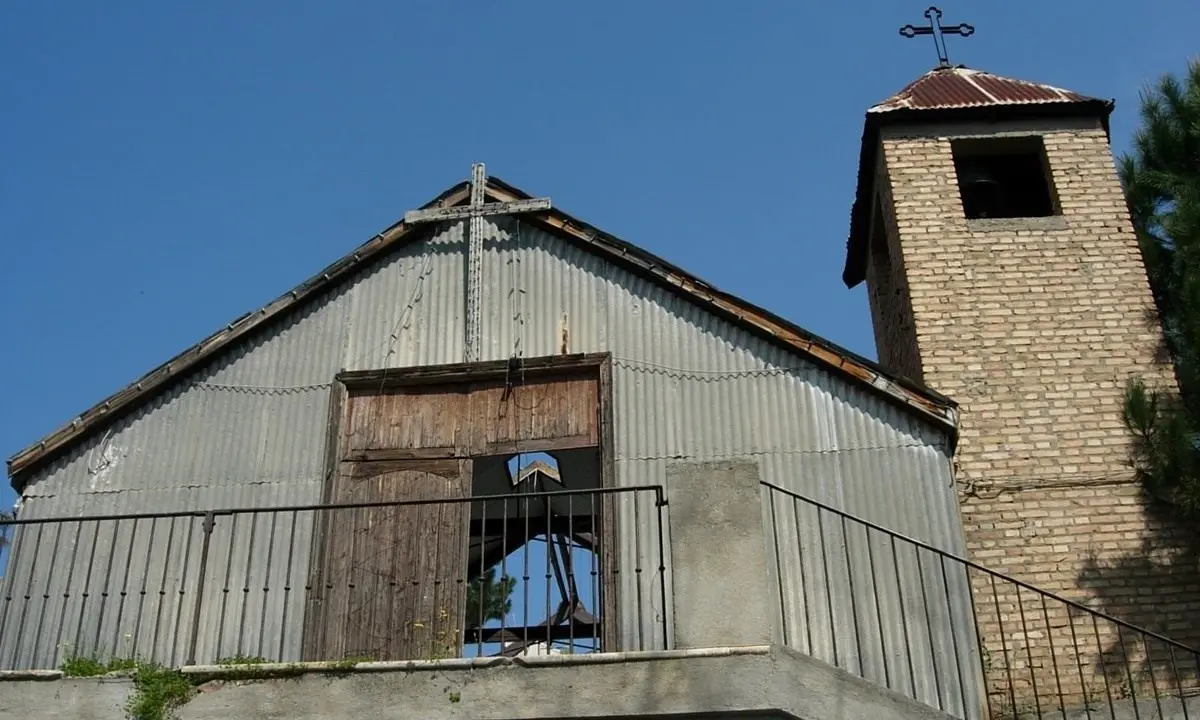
(762, 482, 1200, 720)
(0, 486, 668, 670)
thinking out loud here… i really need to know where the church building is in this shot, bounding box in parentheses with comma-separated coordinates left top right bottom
(1, 55, 1196, 720)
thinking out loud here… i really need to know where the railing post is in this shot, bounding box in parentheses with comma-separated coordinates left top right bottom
(186, 512, 216, 666)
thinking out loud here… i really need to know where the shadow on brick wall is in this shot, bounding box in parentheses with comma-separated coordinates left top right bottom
(1076, 496, 1200, 695)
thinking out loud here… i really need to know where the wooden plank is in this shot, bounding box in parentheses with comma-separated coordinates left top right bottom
(342, 470, 378, 659)
(403, 197, 551, 224)
(598, 355, 620, 652)
(338, 353, 608, 390)
(301, 381, 348, 661)
(314, 459, 470, 661)
(316, 465, 359, 660)
(344, 385, 470, 452)
(432, 459, 471, 659)
(345, 447, 459, 462)
(483, 433, 596, 456)
(472, 376, 599, 450)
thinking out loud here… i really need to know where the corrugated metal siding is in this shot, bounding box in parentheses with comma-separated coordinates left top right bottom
(3, 216, 975, 710)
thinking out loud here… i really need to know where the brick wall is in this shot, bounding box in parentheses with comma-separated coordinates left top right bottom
(870, 117, 1200, 711)
(865, 162, 924, 385)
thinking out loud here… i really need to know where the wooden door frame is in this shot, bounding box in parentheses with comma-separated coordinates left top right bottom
(304, 352, 618, 658)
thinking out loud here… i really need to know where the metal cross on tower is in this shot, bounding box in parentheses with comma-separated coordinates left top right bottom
(899, 6, 974, 68)
(404, 163, 551, 363)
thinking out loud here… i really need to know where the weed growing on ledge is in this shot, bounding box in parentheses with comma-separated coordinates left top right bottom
(326, 655, 374, 675)
(126, 664, 195, 720)
(57, 651, 402, 719)
(60, 655, 139, 677)
(216, 655, 270, 666)
(60, 656, 194, 720)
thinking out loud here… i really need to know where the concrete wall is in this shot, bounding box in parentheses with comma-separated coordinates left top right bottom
(0, 647, 965, 720)
(8, 655, 1193, 720)
(869, 114, 1199, 707)
(667, 460, 773, 649)
(0, 676, 129, 719)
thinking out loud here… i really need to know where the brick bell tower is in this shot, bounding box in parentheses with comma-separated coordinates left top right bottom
(843, 64, 1195, 659)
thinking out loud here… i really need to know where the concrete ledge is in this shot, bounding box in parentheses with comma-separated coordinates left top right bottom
(5, 649, 1195, 720)
(0, 646, 954, 720)
(179, 645, 773, 678)
(0, 669, 63, 681)
(177, 644, 953, 720)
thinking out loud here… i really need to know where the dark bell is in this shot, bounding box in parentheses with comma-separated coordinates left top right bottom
(958, 167, 1005, 219)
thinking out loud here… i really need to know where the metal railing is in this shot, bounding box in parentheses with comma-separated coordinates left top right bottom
(763, 482, 1200, 720)
(0, 486, 668, 670)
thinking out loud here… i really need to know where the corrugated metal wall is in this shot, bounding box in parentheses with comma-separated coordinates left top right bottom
(1, 217, 978, 714)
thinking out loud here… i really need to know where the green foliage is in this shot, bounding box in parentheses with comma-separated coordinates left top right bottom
(216, 654, 269, 666)
(326, 655, 373, 674)
(60, 655, 138, 677)
(1121, 59, 1200, 522)
(464, 566, 517, 626)
(0, 510, 12, 551)
(211, 655, 277, 683)
(126, 663, 194, 720)
(61, 656, 194, 720)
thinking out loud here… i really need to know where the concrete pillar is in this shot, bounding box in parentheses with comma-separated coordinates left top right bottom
(666, 459, 771, 648)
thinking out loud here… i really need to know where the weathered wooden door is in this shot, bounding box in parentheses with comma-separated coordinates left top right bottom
(303, 355, 614, 661)
(304, 384, 473, 661)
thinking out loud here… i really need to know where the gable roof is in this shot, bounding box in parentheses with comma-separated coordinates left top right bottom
(842, 65, 1115, 288)
(7, 175, 958, 484)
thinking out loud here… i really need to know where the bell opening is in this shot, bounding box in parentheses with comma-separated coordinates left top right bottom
(951, 136, 1058, 220)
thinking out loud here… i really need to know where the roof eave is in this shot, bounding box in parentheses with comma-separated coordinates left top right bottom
(842, 97, 1115, 289)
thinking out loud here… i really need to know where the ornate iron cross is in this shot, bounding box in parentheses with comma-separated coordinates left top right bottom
(404, 163, 551, 363)
(899, 6, 974, 67)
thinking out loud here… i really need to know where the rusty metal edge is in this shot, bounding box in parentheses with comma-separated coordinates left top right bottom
(8, 174, 960, 488)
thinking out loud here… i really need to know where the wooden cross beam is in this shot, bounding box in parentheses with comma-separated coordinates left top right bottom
(404, 163, 551, 363)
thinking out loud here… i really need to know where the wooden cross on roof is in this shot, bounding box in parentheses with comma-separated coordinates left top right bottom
(404, 163, 551, 363)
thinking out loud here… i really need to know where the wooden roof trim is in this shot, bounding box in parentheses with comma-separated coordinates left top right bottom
(8, 177, 957, 483)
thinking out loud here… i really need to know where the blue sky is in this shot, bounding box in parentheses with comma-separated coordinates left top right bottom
(2, 1, 1197, 513)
